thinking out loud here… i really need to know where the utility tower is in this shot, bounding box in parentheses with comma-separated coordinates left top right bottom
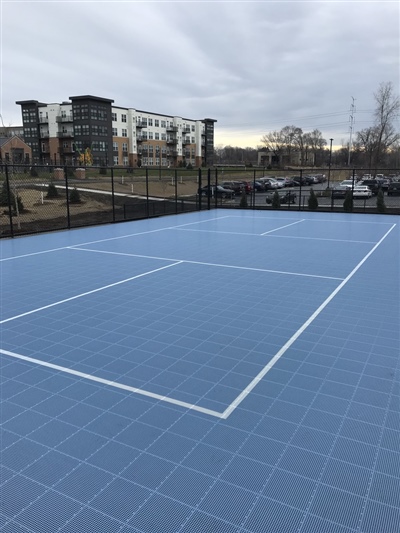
(348, 97, 356, 166)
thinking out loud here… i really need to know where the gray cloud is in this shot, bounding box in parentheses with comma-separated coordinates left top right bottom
(2, 1, 398, 147)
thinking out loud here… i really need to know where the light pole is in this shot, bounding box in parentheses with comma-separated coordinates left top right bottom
(328, 138, 333, 188)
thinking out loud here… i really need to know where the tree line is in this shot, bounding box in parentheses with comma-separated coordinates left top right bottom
(214, 82, 399, 169)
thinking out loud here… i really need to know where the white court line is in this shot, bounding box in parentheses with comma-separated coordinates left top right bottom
(70, 247, 344, 281)
(1, 223, 396, 419)
(0, 215, 231, 262)
(0, 261, 182, 325)
(221, 222, 396, 418)
(260, 219, 305, 236)
(228, 214, 395, 225)
(0, 349, 223, 418)
(173, 228, 376, 244)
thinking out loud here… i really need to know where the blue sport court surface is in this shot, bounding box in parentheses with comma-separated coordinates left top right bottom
(1, 210, 399, 533)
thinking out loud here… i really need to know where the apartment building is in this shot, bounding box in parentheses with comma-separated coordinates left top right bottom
(16, 95, 216, 168)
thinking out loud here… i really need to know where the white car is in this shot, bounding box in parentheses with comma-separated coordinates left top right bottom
(352, 186, 372, 198)
(340, 179, 358, 188)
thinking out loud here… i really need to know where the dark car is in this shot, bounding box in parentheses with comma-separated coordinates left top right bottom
(253, 180, 265, 192)
(331, 186, 350, 199)
(387, 182, 400, 196)
(222, 181, 244, 194)
(199, 185, 234, 198)
(357, 179, 382, 195)
(266, 190, 297, 204)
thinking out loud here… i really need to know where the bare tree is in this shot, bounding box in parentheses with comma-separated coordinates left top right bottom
(260, 130, 286, 164)
(306, 129, 327, 166)
(373, 82, 400, 167)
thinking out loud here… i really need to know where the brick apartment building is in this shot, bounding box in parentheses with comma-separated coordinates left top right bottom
(16, 95, 217, 168)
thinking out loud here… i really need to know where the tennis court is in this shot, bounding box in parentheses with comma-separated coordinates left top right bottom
(1, 210, 399, 532)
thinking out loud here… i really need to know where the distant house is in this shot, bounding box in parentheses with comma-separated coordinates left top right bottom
(0, 135, 32, 164)
(0, 126, 24, 138)
(258, 149, 315, 168)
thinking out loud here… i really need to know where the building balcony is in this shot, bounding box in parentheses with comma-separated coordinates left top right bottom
(167, 126, 178, 132)
(136, 136, 148, 142)
(40, 132, 50, 138)
(136, 120, 147, 128)
(166, 137, 176, 144)
(39, 117, 48, 123)
(57, 131, 74, 138)
(56, 115, 74, 123)
(182, 127, 191, 134)
(182, 137, 190, 145)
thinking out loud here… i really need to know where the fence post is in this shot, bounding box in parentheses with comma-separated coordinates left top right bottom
(145, 168, 149, 218)
(111, 167, 116, 222)
(4, 164, 14, 237)
(64, 166, 71, 229)
(175, 169, 178, 213)
(198, 167, 202, 211)
(207, 168, 211, 210)
(298, 169, 303, 211)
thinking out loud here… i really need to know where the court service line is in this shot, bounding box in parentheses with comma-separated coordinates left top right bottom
(0, 215, 230, 262)
(173, 228, 376, 244)
(221, 222, 396, 418)
(70, 247, 344, 281)
(0, 349, 224, 419)
(260, 219, 305, 236)
(0, 261, 182, 325)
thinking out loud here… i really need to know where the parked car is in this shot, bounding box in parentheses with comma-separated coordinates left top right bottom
(339, 179, 357, 188)
(275, 177, 289, 187)
(253, 180, 265, 192)
(357, 179, 382, 195)
(199, 185, 234, 198)
(221, 181, 243, 194)
(331, 185, 350, 199)
(352, 186, 372, 199)
(238, 181, 253, 193)
(387, 182, 400, 196)
(266, 190, 297, 204)
(261, 178, 281, 190)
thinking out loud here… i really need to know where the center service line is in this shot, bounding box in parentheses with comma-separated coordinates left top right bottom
(0, 261, 183, 325)
(260, 219, 305, 236)
(221, 223, 396, 419)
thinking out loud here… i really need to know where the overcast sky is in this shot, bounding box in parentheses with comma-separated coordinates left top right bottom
(1, 0, 399, 149)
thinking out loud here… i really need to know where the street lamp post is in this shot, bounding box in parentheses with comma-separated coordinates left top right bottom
(328, 138, 333, 188)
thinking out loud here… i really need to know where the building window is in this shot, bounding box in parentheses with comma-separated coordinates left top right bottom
(122, 142, 128, 152)
(92, 125, 99, 136)
(155, 132, 159, 140)
(82, 125, 90, 136)
(148, 158, 153, 166)
(161, 133, 166, 141)
(74, 125, 82, 136)
(148, 118, 153, 126)
(191, 137, 195, 143)
(123, 156, 128, 166)
(112, 127, 118, 136)
(148, 131, 153, 140)
(192, 125, 195, 132)
(161, 120, 166, 128)
(122, 129, 127, 137)
(121, 114, 127, 122)
(113, 156, 119, 165)
(155, 119, 159, 127)
(112, 112, 117, 121)
(113, 142, 118, 152)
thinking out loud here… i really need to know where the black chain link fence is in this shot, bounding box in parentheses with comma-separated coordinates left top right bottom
(1, 165, 399, 237)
